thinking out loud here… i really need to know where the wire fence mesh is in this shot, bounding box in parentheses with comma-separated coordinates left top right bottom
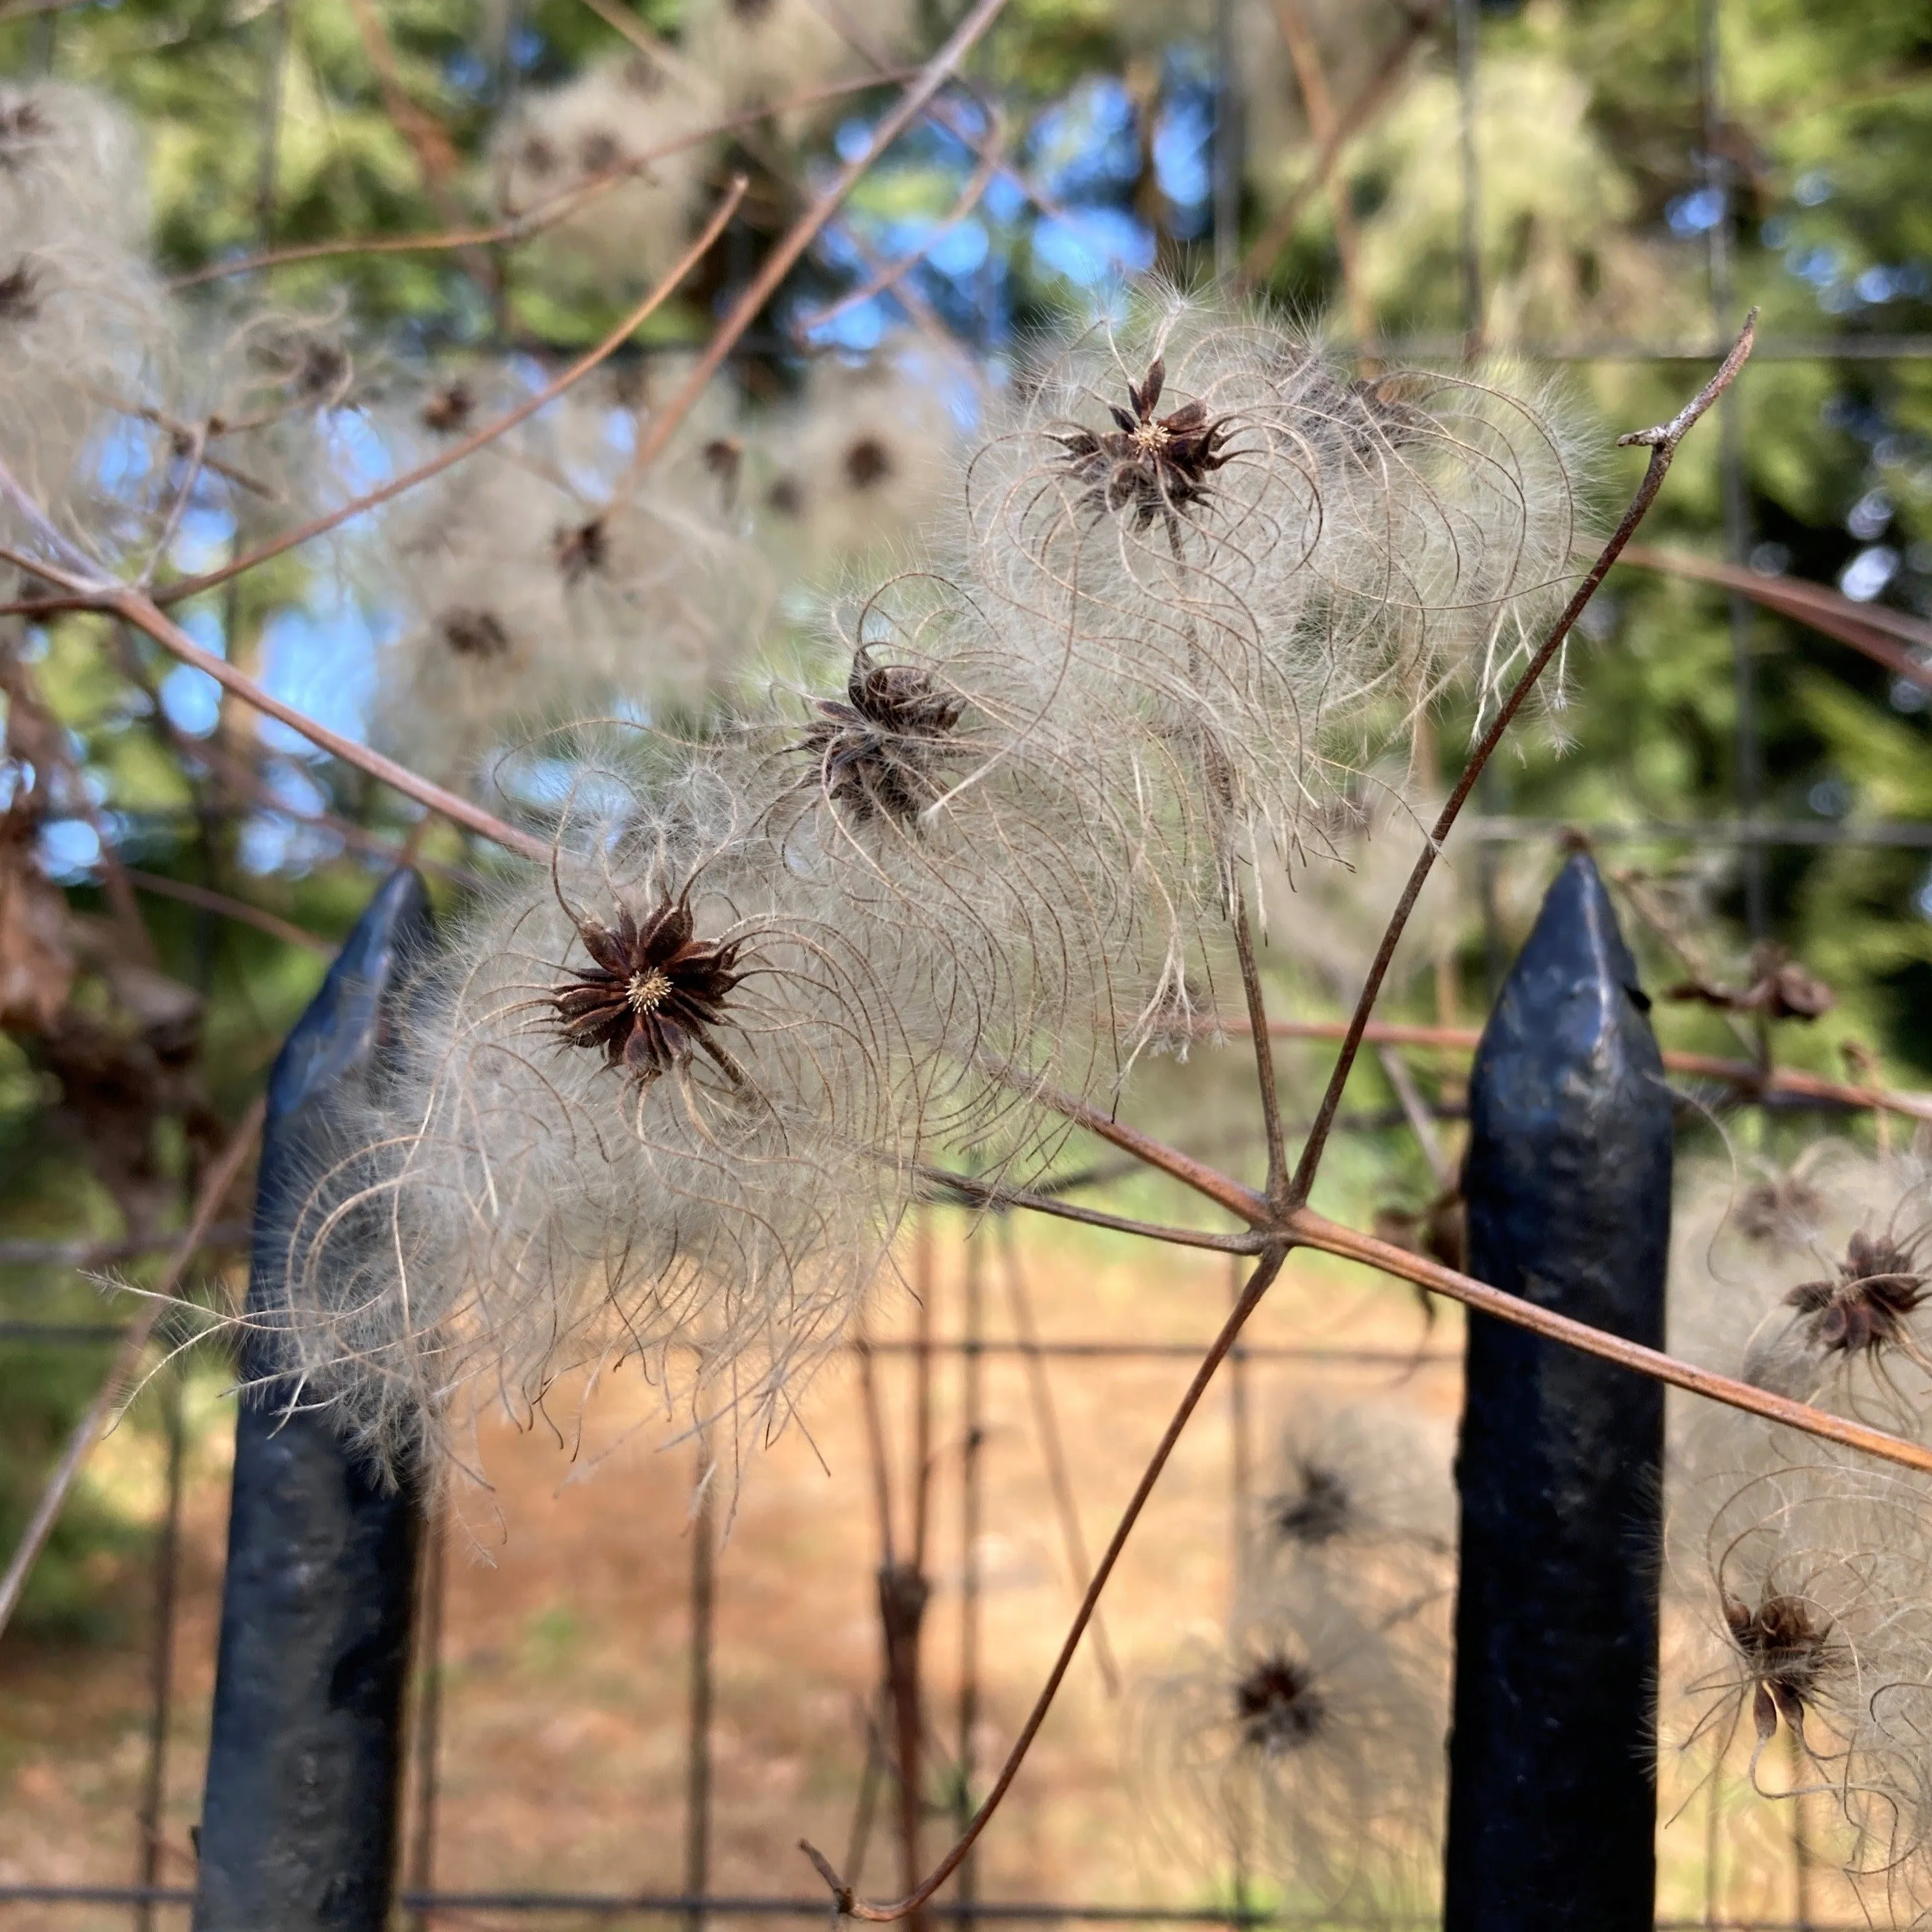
(1, 0, 1927, 1923)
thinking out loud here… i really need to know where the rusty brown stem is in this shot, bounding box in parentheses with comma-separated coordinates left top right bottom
(1286, 1206, 1932, 1476)
(1286, 310, 1759, 1205)
(610, 0, 1015, 499)
(0, 1096, 265, 1642)
(797, 1245, 1291, 1922)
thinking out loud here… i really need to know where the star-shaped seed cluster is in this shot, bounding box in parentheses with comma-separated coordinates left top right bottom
(550, 896, 745, 1086)
(1722, 1589, 1840, 1745)
(1051, 357, 1234, 531)
(796, 651, 965, 827)
(1785, 1228, 1927, 1358)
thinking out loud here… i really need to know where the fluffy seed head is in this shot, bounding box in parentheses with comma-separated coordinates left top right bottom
(548, 894, 748, 1087)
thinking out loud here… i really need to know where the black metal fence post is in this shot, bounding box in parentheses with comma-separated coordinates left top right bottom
(194, 869, 434, 1932)
(1442, 850, 1674, 1930)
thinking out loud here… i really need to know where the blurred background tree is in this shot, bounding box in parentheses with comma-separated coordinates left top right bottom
(0, 0, 1927, 1636)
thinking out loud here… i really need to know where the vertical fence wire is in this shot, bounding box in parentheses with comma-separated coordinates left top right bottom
(955, 1232, 985, 1923)
(684, 1469, 717, 1932)
(1699, 0, 1769, 943)
(403, 1493, 449, 1932)
(1454, 0, 1508, 994)
(1226, 1255, 1253, 1931)
(1213, 0, 1241, 283)
(132, 1362, 185, 1932)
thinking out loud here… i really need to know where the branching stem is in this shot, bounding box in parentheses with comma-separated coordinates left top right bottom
(1286, 309, 1758, 1204)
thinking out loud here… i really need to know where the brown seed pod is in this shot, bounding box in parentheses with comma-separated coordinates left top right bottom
(792, 649, 966, 827)
(549, 894, 748, 1088)
(1784, 1228, 1929, 1362)
(1049, 356, 1235, 531)
(1721, 1587, 1844, 1750)
(418, 379, 475, 435)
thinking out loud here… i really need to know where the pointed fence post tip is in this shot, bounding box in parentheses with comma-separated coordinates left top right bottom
(194, 869, 435, 1932)
(1443, 850, 1673, 1931)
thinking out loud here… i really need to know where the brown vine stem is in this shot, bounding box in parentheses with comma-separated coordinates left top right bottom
(128, 179, 745, 611)
(804, 1181, 1932, 1922)
(972, 1054, 1270, 1226)
(1286, 309, 1759, 1204)
(803, 315, 1771, 1925)
(0, 563, 553, 864)
(799, 1245, 1291, 1923)
(0, 1095, 266, 1644)
(916, 1164, 1266, 1253)
(163, 76, 908, 291)
(609, 0, 1015, 501)
(1284, 1206, 1932, 1476)
(1234, 1015, 1932, 1126)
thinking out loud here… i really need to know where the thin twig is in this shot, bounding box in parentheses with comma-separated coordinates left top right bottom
(799, 1247, 1291, 1922)
(1237, 0, 1446, 289)
(1238, 1016, 1932, 1123)
(1284, 1205, 1932, 1476)
(915, 1165, 1266, 1253)
(993, 1219, 1121, 1697)
(164, 75, 908, 290)
(972, 1055, 1269, 1227)
(1375, 1045, 1453, 1187)
(795, 107, 1007, 335)
(1285, 311, 1759, 1204)
(0, 1097, 264, 1644)
(138, 422, 211, 589)
(141, 179, 744, 609)
(1229, 882, 1290, 1212)
(46, 574, 554, 864)
(123, 868, 334, 956)
(609, 0, 1016, 499)
(1266, 0, 1377, 354)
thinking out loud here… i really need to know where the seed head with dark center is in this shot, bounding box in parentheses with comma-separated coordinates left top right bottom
(794, 651, 965, 827)
(0, 259, 38, 322)
(1235, 1653, 1328, 1756)
(553, 517, 609, 582)
(1051, 357, 1234, 532)
(1270, 1461, 1352, 1547)
(0, 101, 50, 167)
(843, 435, 892, 491)
(441, 608, 510, 659)
(1786, 1228, 1928, 1358)
(419, 381, 475, 435)
(1722, 1589, 1841, 1746)
(549, 896, 747, 1087)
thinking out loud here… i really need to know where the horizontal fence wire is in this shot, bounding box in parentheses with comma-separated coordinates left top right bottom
(0, 1889, 1878, 1929)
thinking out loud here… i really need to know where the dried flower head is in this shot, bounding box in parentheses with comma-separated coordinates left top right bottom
(267, 755, 937, 1480)
(760, 347, 958, 565)
(1132, 1571, 1447, 1912)
(961, 286, 1588, 862)
(792, 649, 966, 826)
(1666, 943, 1835, 1022)
(1783, 1229, 1929, 1362)
(685, 0, 915, 131)
(549, 894, 748, 1088)
(493, 55, 722, 294)
(1668, 1151, 1932, 1452)
(1050, 355, 1235, 531)
(1234, 1649, 1329, 1754)
(1263, 1401, 1454, 1558)
(419, 379, 475, 435)
(1721, 1586, 1844, 1752)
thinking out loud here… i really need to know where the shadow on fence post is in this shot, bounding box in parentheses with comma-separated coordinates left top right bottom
(1442, 850, 1673, 1930)
(194, 869, 433, 1932)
